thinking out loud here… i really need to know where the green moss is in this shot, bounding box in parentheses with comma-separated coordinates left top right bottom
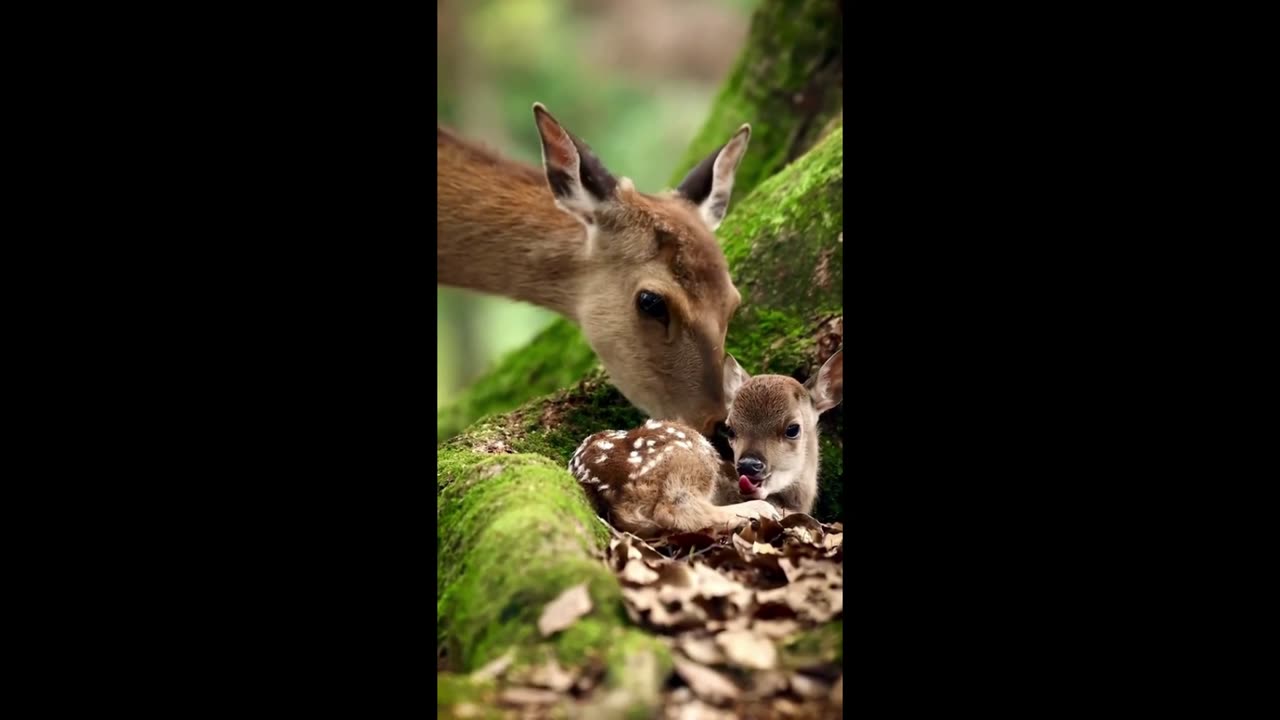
(669, 0, 842, 200)
(781, 619, 843, 669)
(437, 449, 676, 688)
(437, 674, 499, 718)
(814, 411, 844, 522)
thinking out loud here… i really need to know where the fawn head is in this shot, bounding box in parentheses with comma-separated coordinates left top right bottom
(533, 103, 751, 432)
(722, 348, 844, 501)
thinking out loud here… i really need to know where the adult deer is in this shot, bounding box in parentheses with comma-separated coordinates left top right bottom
(438, 104, 751, 433)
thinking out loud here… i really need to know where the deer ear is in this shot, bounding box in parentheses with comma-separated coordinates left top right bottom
(675, 124, 751, 231)
(723, 354, 750, 404)
(533, 103, 618, 225)
(807, 348, 843, 414)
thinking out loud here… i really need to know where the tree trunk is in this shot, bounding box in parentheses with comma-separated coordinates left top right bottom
(436, 0, 843, 443)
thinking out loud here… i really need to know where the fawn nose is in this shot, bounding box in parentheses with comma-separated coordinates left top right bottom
(737, 456, 766, 478)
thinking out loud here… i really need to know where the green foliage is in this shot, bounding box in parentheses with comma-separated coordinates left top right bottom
(781, 619, 843, 668)
(438, 320, 598, 442)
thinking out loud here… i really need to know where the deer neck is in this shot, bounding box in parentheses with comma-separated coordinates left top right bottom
(437, 134, 589, 318)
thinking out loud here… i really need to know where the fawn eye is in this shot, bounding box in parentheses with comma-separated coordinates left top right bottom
(723, 424, 736, 440)
(636, 291, 669, 323)
(785, 423, 801, 439)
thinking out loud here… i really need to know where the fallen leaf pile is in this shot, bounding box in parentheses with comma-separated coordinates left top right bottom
(604, 513, 844, 718)
(445, 516, 843, 719)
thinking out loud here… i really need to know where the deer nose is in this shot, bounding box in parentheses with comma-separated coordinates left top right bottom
(737, 456, 766, 477)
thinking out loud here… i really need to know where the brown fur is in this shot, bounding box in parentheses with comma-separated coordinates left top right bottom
(569, 349, 844, 535)
(569, 420, 777, 538)
(437, 111, 748, 431)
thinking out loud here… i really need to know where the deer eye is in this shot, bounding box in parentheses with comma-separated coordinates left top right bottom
(723, 424, 735, 440)
(785, 423, 801, 439)
(636, 291, 669, 324)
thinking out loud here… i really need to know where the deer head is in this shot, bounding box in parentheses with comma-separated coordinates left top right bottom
(721, 348, 844, 511)
(533, 103, 751, 432)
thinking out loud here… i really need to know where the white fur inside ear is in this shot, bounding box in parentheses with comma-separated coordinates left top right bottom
(723, 355, 749, 403)
(538, 125, 598, 227)
(698, 131, 749, 231)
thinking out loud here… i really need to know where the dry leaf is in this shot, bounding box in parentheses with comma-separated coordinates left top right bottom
(745, 669, 790, 699)
(752, 542, 780, 555)
(692, 564, 740, 598)
(656, 562, 695, 588)
(525, 658, 576, 692)
(670, 699, 737, 720)
(678, 635, 725, 665)
(823, 532, 843, 549)
(622, 559, 660, 584)
(470, 649, 514, 681)
(789, 672, 829, 699)
(753, 618, 802, 639)
(498, 687, 561, 705)
(715, 629, 777, 670)
(538, 583, 592, 637)
(672, 655, 740, 704)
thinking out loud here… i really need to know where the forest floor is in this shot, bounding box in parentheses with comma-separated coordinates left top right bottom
(439, 513, 843, 719)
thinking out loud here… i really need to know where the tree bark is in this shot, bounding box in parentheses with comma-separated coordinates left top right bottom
(436, 0, 843, 442)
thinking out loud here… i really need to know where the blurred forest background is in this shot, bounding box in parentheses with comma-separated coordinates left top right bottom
(437, 0, 759, 408)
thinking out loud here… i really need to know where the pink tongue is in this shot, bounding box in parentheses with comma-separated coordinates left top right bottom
(739, 475, 757, 492)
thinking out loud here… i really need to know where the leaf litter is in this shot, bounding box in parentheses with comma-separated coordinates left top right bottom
(445, 514, 842, 719)
(605, 513, 844, 718)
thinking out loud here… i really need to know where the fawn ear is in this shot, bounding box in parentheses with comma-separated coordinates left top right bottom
(675, 124, 751, 231)
(533, 103, 618, 226)
(723, 354, 751, 405)
(807, 348, 843, 414)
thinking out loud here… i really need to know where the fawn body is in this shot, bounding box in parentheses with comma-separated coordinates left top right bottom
(438, 104, 751, 432)
(570, 349, 844, 536)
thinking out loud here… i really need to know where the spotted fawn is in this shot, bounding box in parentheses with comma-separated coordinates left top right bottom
(570, 348, 843, 536)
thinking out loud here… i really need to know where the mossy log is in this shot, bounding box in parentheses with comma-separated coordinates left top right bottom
(436, 0, 844, 442)
(437, 129, 844, 709)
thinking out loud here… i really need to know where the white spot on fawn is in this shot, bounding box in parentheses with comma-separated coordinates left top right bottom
(676, 431, 686, 439)
(633, 438, 644, 449)
(600, 485, 610, 491)
(646, 419, 662, 430)
(596, 455, 607, 464)
(666, 427, 676, 434)
(628, 455, 641, 464)
(678, 440, 692, 449)
(646, 440, 656, 447)
(596, 441, 614, 450)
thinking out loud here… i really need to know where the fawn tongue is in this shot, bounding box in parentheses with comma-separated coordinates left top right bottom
(739, 475, 759, 493)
